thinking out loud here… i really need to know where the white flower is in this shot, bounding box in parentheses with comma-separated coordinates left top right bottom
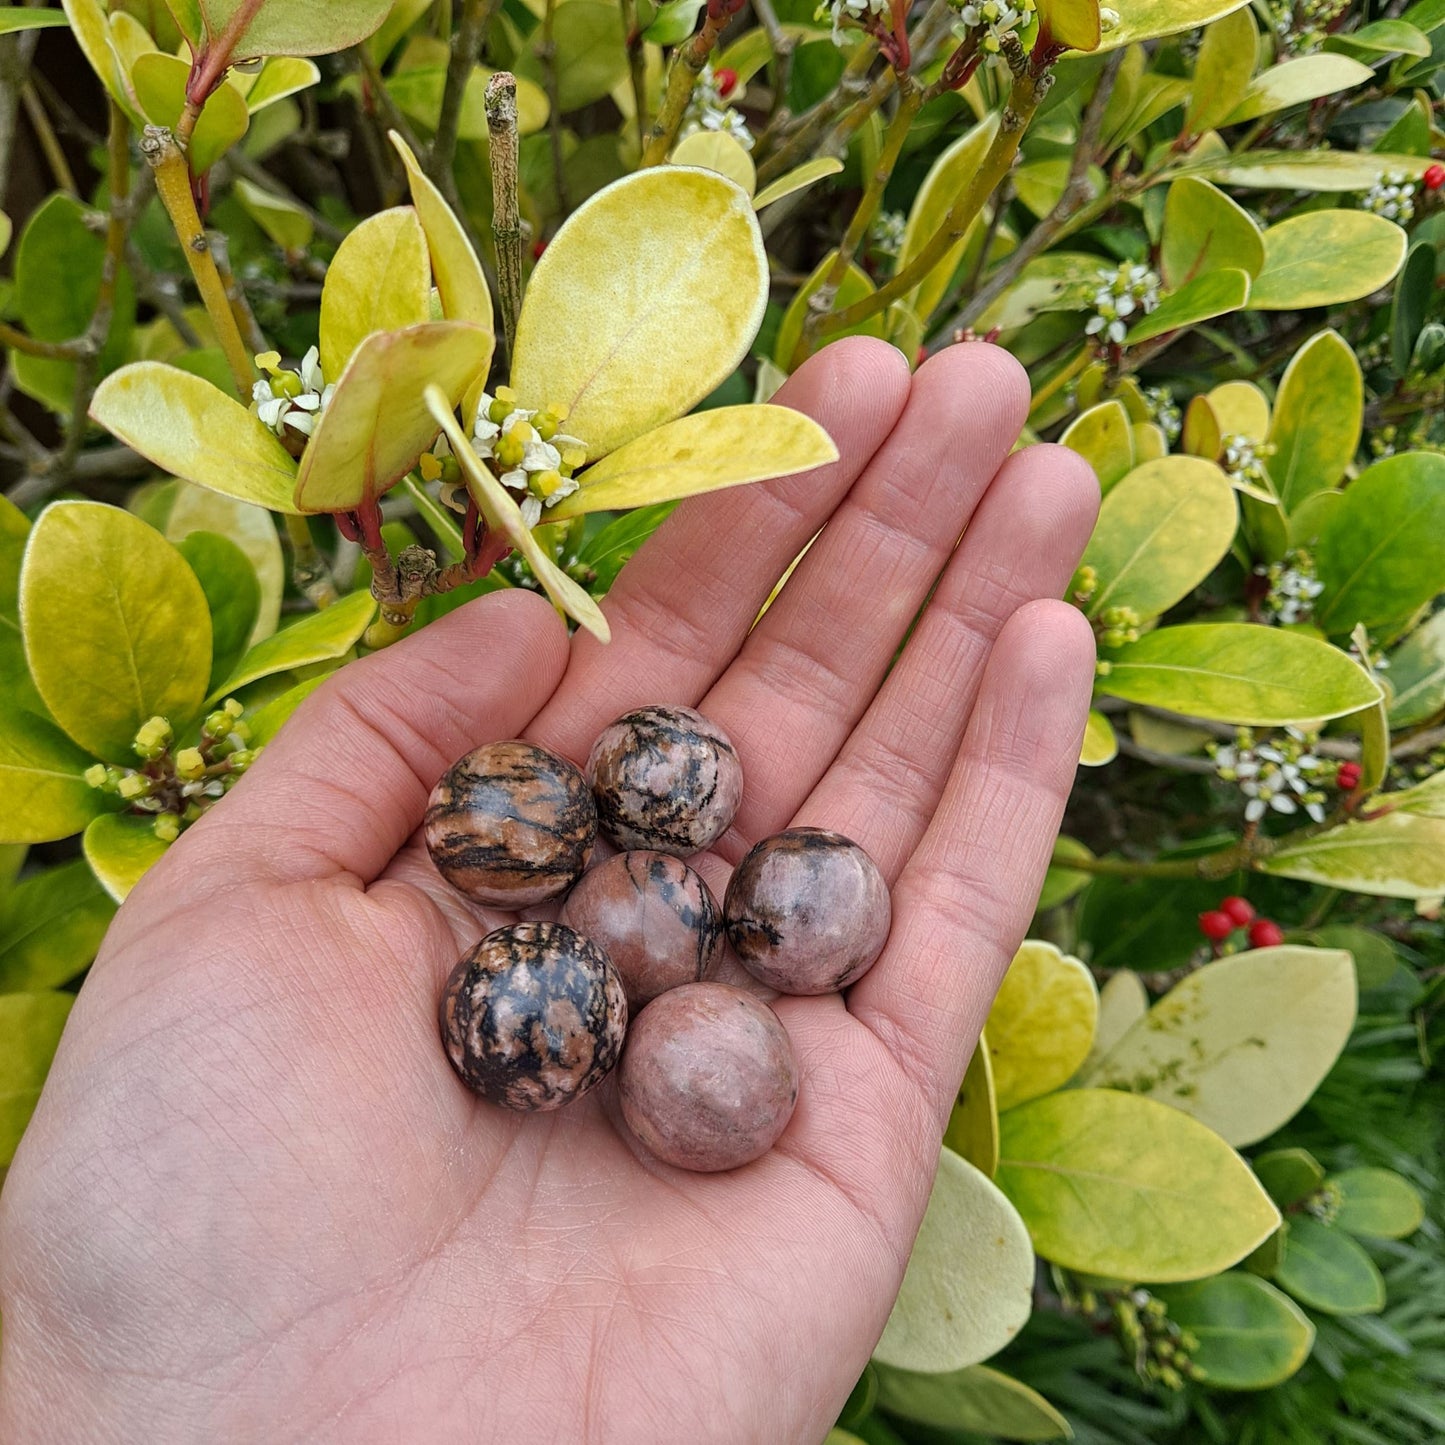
(1361, 172, 1416, 224)
(953, 0, 1036, 52)
(251, 346, 334, 439)
(817, 0, 887, 46)
(1084, 263, 1161, 349)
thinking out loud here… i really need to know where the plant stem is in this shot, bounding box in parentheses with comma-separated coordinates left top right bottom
(751, 0, 795, 119)
(209, 231, 269, 358)
(1028, 343, 1092, 415)
(641, 10, 730, 166)
(485, 72, 523, 356)
(540, 0, 571, 212)
(21, 82, 77, 195)
(1049, 844, 1236, 881)
(755, 40, 879, 184)
(141, 125, 255, 395)
(619, 0, 649, 154)
(429, 0, 494, 191)
(284, 514, 341, 610)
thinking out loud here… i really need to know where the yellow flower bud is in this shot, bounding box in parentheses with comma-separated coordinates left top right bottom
(118, 773, 150, 800)
(528, 469, 566, 500)
(84, 764, 109, 789)
(175, 748, 206, 781)
(223, 698, 244, 719)
(154, 814, 181, 844)
(256, 350, 282, 374)
(495, 432, 526, 469)
(419, 451, 443, 483)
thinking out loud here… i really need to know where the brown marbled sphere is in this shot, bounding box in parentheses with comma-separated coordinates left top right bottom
(439, 921, 627, 1111)
(586, 705, 743, 856)
(724, 828, 891, 995)
(559, 851, 726, 1010)
(618, 982, 798, 1172)
(425, 740, 596, 907)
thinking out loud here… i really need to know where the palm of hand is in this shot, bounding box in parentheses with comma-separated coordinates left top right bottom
(0, 341, 1098, 1445)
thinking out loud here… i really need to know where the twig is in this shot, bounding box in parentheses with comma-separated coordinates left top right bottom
(751, 0, 794, 117)
(540, 0, 571, 212)
(755, 40, 879, 185)
(641, 2, 742, 167)
(209, 232, 269, 360)
(125, 241, 203, 348)
(21, 81, 77, 195)
(283, 514, 341, 611)
(620, 0, 649, 154)
(429, 0, 494, 191)
(485, 73, 524, 356)
(0, 1, 46, 201)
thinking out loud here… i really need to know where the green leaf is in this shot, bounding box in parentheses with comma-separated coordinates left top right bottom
(1096, 0, 1251, 50)
(1079, 708, 1117, 766)
(319, 207, 432, 380)
(1038, 836, 1094, 911)
(0, 859, 114, 992)
(1126, 268, 1251, 344)
(1275, 1216, 1386, 1315)
(245, 674, 329, 746)
(874, 1363, 1072, 1440)
(1081, 457, 1237, 622)
(1254, 1148, 1326, 1208)
(0, 708, 108, 845)
(210, 589, 375, 701)
(0, 10, 71, 30)
(0, 497, 42, 715)
(60, 0, 135, 114)
(517, 0, 627, 111)
(197, 0, 390, 57)
(1160, 178, 1265, 290)
(131, 52, 248, 173)
(21, 502, 213, 763)
(1185, 5, 1257, 135)
(774, 249, 886, 370)
(1308, 924, 1398, 991)
(1179, 149, 1434, 192)
(985, 941, 1098, 1112)
(1248, 212, 1408, 311)
(1041, 0, 1101, 50)
(1391, 240, 1437, 379)
(574, 501, 678, 594)
(1325, 18, 1432, 58)
(873, 1147, 1035, 1373)
(91, 363, 301, 513)
(239, 56, 322, 112)
(0, 991, 74, 1165)
(233, 177, 314, 253)
(996, 1089, 1280, 1282)
(1082, 946, 1357, 1147)
(1314, 453, 1445, 636)
(1082, 969, 1149, 1076)
(176, 532, 261, 692)
(1097, 624, 1382, 725)
(671, 130, 756, 196)
(293, 321, 493, 513)
(1154, 1274, 1314, 1391)
(1261, 811, 1445, 900)
(83, 812, 170, 903)
(944, 1034, 999, 1177)
(1060, 401, 1134, 492)
(1078, 869, 1233, 975)
(1267, 331, 1362, 512)
(1329, 1167, 1425, 1239)
(1225, 54, 1374, 123)
(1386, 611, 1445, 727)
(753, 157, 844, 211)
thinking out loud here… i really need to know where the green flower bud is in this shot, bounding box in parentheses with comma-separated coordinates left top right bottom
(228, 749, 256, 771)
(203, 710, 233, 739)
(84, 763, 110, 790)
(153, 814, 181, 844)
(133, 715, 174, 760)
(118, 773, 151, 801)
(175, 747, 207, 781)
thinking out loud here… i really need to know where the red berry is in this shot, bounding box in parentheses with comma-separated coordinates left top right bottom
(1337, 761, 1362, 791)
(531, 238, 548, 261)
(1424, 163, 1445, 191)
(1219, 896, 1255, 928)
(1248, 919, 1286, 949)
(1199, 910, 1234, 942)
(714, 66, 739, 98)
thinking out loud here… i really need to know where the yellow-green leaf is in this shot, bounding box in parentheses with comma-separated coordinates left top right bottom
(0, 9, 71, 30)
(1275, 1217, 1385, 1315)
(1042, 0, 1101, 50)
(1248, 211, 1408, 311)
(1083, 946, 1356, 1147)
(90, 363, 301, 514)
(0, 991, 73, 1165)
(671, 130, 756, 196)
(233, 177, 314, 253)
(547, 405, 837, 520)
(131, 52, 249, 173)
(873, 1147, 1034, 1373)
(511, 167, 766, 457)
(294, 321, 492, 513)
(197, 0, 391, 57)
(1080, 708, 1117, 766)
(239, 56, 322, 112)
(1160, 178, 1265, 289)
(209, 589, 376, 701)
(385, 64, 550, 139)
(0, 857, 113, 992)
(1154, 1274, 1314, 1391)
(997, 1089, 1281, 1282)
(1081, 457, 1238, 623)
(1038, 836, 1094, 911)
(1261, 810, 1445, 900)
(774, 249, 885, 371)
(1126, 269, 1251, 346)
(874, 1363, 1072, 1440)
(1180, 148, 1434, 192)
(0, 209, 10, 260)
(60, 0, 134, 115)
(21, 502, 212, 762)
(1207, 380, 1271, 443)
(944, 1034, 1000, 1177)
(1267, 331, 1361, 513)
(1060, 401, 1134, 492)
(1386, 611, 1445, 728)
(1330, 1167, 1425, 1240)
(83, 813, 169, 903)
(1097, 1, 1252, 51)
(986, 941, 1098, 1112)
(1185, 5, 1258, 135)
(1225, 54, 1373, 124)
(1082, 969, 1149, 1076)
(0, 710, 110, 845)
(753, 157, 844, 211)
(319, 207, 432, 380)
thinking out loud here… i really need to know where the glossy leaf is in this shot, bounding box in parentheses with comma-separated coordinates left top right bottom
(0, 10, 71, 30)
(90, 363, 301, 514)
(512, 168, 766, 457)
(1330, 1167, 1425, 1239)
(873, 1363, 1072, 1439)
(385, 65, 550, 140)
(1386, 610, 1445, 727)
(294, 321, 492, 513)
(1267, 331, 1361, 512)
(240, 56, 323, 112)
(753, 157, 844, 211)
(1392, 241, 1436, 378)
(1314, 452, 1445, 636)
(1082, 946, 1357, 1147)
(1082, 969, 1149, 1076)
(944, 1035, 999, 1178)
(1080, 709, 1117, 766)
(0, 859, 114, 992)
(0, 710, 109, 845)
(131, 52, 248, 173)
(1060, 401, 1133, 492)
(1041, 0, 1101, 50)
(319, 207, 432, 380)
(1098, 0, 1251, 50)
(196, 0, 391, 57)
(245, 674, 329, 747)
(0, 991, 73, 1166)
(1254, 1148, 1326, 1208)
(1325, 18, 1432, 57)
(986, 941, 1098, 1112)
(1225, 54, 1373, 123)
(1275, 1217, 1386, 1315)
(774, 250, 885, 369)
(21, 502, 212, 762)
(233, 177, 314, 252)
(176, 532, 261, 691)
(1261, 811, 1445, 900)
(209, 589, 375, 701)
(1154, 1274, 1314, 1391)
(671, 131, 756, 196)
(60, 0, 133, 113)
(1160, 178, 1264, 289)
(1185, 5, 1257, 135)
(83, 813, 170, 903)
(547, 406, 837, 520)
(517, 1, 628, 111)
(1097, 624, 1382, 724)
(1081, 457, 1238, 622)
(1127, 269, 1251, 344)
(997, 1089, 1280, 1282)
(575, 502, 677, 595)
(1308, 925, 1399, 992)
(1207, 380, 1270, 444)
(1181, 148, 1433, 191)
(1248, 211, 1408, 310)
(873, 1147, 1034, 1373)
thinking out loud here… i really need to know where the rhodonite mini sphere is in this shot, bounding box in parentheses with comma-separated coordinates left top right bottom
(425, 740, 596, 907)
(725, 828, 891, 995)
(559, 851, 725, 1010)
(439, 922, 627, 1111)
(586, 705, 743, 855)
(618, 982, 798, 1172)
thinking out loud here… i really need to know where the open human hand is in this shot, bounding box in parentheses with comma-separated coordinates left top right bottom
(0, 338, 1099, 1445)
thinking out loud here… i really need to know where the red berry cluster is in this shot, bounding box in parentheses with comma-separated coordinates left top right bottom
(1198, 896, 1284, 949)
(714, 66, 739, 98)
(1424, 162, 1445, 192)
(1336, 760, 1362, 792)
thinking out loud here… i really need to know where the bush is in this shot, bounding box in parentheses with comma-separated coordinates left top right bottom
(2, 0, 1444, 1439)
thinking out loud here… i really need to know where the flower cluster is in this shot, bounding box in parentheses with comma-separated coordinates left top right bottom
(1211, 726, 1328, 825)
(1095, 604, 1141, 650)
(818, 0, 888, 47)
(1085, 263, 1161, 346)
(1360, 171, 1417, 224)
(680, 64, 753, 150)
(1113, 1290, 1205, 1392)
(1256, 548, 1325, 625)
(1267, 0, 1348, 53)
(869, 209, 907, 259)
(84, 703, 259, 842)
(950, 0, 1037, 53)
(251, 347, 334, 439)
(1142, 385, 1182, 444)
(1221, 432, 1276, 491)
